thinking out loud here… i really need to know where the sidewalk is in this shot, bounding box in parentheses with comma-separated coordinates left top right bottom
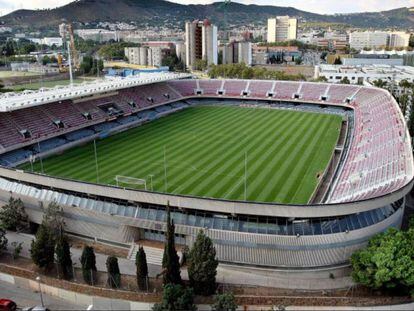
(5, 231, 354, 290)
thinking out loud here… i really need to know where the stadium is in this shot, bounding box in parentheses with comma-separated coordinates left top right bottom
(0, 72, 412, 270)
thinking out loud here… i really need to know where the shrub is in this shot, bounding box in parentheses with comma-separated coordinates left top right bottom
(106, 256, 121, 288)
(80, 246, 97, 285)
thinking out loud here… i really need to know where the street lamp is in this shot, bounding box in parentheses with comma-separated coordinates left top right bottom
(35, 276, 44, 307)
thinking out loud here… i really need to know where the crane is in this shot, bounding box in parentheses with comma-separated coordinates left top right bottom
(67, 23, 80, 70)
(218, 0, 231, 41)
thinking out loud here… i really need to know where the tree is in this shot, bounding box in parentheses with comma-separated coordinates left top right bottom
(1, 40, 15, 57)
(30, 223, 55, 269)
(0, 227, 7, 255)
(152, 284, 196, 311)
(340, 76, 350, 84)
(80, 246, 97, 285)
(314, 76, 328, 82)
(295, 57, 303, 65)
(106, 256, 121, 288)
(11, 241, 23, 260)
(398, 94, 409, 116)
(188, 230, 218, 296)
(0, 197, 28, 231)
(212, 293, 238, 311)
(162, 203, 182, 285)
(194, 59, 208, 71)
(408, 99, 414, 137)
(55, 234, 73, 280)
(333, 57, 342, 65)
(351, 228, 414, 296)
(80, 55, 93, 74)
(43, 201, 65, 237)
(399, 79, 412, 91)
(136, 246, 148, 290)
(97, 42, 140, 60)
(42, 55, 51, 65)
(373, 79, 387, 88)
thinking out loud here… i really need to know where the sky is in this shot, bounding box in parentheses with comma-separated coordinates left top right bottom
(0, 0, 413, 16)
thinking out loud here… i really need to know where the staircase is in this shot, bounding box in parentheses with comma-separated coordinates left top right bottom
(128, 244, 182, 265)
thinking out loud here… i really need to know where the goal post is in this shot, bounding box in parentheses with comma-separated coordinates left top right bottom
(115, 175, 147, 190)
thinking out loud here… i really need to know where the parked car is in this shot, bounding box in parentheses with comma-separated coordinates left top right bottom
(0, 299, 17, 311)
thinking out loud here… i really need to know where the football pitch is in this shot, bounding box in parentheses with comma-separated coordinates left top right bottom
(21, 105, 342, 204)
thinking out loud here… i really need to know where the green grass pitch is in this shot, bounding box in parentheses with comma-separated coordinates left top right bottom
(21, 105, 342, 204)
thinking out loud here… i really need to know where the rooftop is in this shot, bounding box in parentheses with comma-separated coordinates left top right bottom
(0, 72, 191, 112)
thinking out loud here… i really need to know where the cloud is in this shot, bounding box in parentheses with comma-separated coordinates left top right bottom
(0, 0, 413, 16)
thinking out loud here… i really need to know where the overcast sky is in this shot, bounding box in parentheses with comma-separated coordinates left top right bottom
(0, 0, 413, 16)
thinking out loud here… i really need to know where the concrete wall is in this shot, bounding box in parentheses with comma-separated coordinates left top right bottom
(1, 272, 413, 310)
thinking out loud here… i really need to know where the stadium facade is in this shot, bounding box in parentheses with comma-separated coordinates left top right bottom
(0, 73, 412, 269)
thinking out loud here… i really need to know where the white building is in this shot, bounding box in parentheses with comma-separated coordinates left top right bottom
(125, 47, 149, 66)
(202, 22, 218, 66)
(185, 20, 218, 70)
(124, 46, 164, 67)
(315, 64, 414, 85)
(75, 29, 118, 42)
(389, 32, 411, 48)
(28, 37, 63, 47)
(148, 47, 163, 67)
(237, 42, 252, 66)
(349, 31, 389, 50)
(175, 42, 186, 62)
(267, 16, 297, 43)
(349, 31, 411, 50)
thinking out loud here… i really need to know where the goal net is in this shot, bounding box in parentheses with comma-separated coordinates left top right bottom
(115, 175, 147, 190)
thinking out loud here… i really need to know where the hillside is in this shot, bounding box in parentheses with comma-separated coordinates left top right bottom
(0, 0, 413, 30)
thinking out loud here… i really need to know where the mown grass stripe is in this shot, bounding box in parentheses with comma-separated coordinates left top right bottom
(21, 106, 341, 204)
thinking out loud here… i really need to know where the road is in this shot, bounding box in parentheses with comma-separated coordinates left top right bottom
(0, 280, 87, 310)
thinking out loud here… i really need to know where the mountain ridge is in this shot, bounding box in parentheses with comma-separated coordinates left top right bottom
(1, 0, 413, 30)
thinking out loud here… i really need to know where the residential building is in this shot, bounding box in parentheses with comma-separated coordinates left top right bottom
(315, 64, 414, 85)
(75, 29, 118, 42)
(220, 43, 235, 64)
(252, 45, 301, 65)
(389, 32, 411, 48)
(175, 42, 186, 62)
(185, 20, 218, 70)
(267, 16, 297, 43)
(238, 42, 252, 66)
(125, 47, 148, 66)
(125, 46, 167, 67)
(349, 31, 411, 50)
(219, 41, 252, 65)
(349, 31, 389, 50)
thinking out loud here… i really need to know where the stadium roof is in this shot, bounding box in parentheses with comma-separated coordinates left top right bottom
(0, 72, 191, 112)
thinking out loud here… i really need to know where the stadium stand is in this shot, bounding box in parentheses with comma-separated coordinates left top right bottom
(224, 80, 248, 96)
(0, 78, 411, 206)
(0, 149, 32, 166)
(199, 80, 222, 95)
(0, 77, 412, 270)
(168, 80, 197, 96)
(300, 83, 329, 101)
(65, 129, 95, 141)
(248, 80, 274, 98)
(274, 81, 301, 99)
(33, 137, 67, 153)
